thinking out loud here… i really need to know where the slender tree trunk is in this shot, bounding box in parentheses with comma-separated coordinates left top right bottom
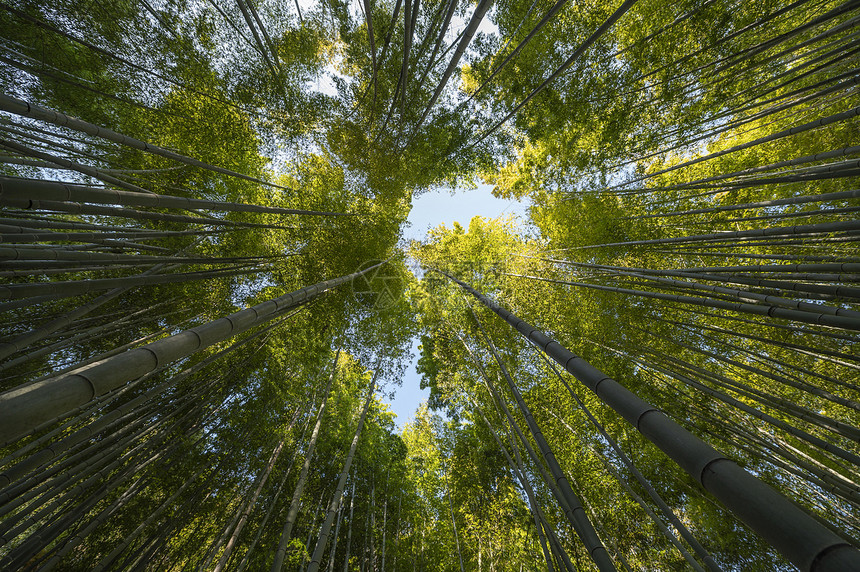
(361, 489, 371, 571)
(235, 450, 296, 572)
(462, 336, 580, 572)
(380, 470, 389, 572)
(369, 478, 376, 571)
(505, 272, 860, 331)
(271, 351, 340, 571)
(327, 492, 345, 572)
(0, 175, 349, 217)
(0, 197, 294, 229)
(444, 465, 465, 572)
(0, 264, 264, 302)
(468, 395, 563, 572)
(412, 0, 495, 133)
(0, 94, 287, 189)
(631, 188, 860, 220)
(301, 491, 328, 572)
(342, 482, 356, 572)
(214, 438, 286, 571)
(391, 494, 401, 572)
(307, 367, 379, 572)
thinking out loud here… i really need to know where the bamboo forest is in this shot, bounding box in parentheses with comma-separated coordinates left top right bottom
(1, 0, 859, 569)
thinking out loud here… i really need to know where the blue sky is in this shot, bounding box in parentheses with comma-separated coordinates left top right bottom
(385, 184, 526, 429)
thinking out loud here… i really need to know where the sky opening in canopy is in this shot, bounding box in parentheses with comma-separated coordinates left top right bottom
(389, 183, 526, 428)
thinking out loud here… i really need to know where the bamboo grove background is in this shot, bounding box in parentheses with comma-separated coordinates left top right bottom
(0, 0, 858, 570)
